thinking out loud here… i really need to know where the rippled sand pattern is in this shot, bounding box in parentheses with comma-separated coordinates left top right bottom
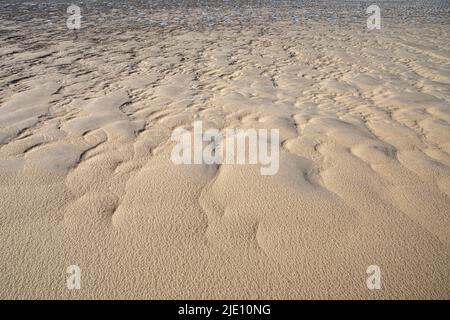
(0, 1, 449, 299)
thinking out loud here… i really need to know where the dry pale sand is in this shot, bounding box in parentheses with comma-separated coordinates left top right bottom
(0, 1, 449, 299)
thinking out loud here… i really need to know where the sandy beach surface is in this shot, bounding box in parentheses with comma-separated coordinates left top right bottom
(0, 0, 449, 299)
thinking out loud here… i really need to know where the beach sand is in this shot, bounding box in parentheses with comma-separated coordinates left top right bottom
(0, 1, 449, 299)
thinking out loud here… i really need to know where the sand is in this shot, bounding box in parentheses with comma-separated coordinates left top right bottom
(0, 1, 449, 299)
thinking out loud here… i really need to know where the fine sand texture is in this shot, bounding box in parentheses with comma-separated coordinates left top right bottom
(0, 1, 449, 299)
